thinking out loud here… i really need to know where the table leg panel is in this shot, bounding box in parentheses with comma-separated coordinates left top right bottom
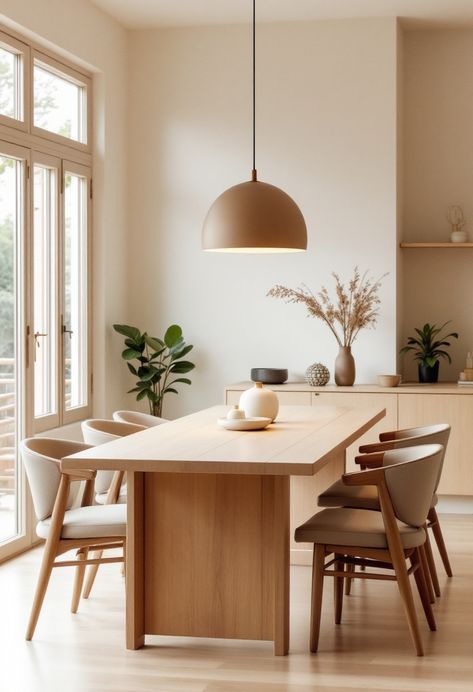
(143, 473, 287, 643)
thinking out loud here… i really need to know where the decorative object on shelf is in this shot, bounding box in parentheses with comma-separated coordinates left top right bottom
(218, 416, 271, 431)
(250, 367, 288, 384)
(447, 205, 469, 243)
(268, 267, 386, 387)
(377, 374, 401, 387)
(400, 321, 459, 384)
(113, 323, 195, 418)
(305, 362, 330, 386)
(227, 405, 246, 420)
(239, 382, 279, 421)
(458, 352, 473, 383)
(201, 0, 307, 253)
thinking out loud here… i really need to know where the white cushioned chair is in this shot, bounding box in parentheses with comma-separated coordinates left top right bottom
(81, 419, 146, 503)
(20, 437, 126, 641)
(80, 418, 146, 599)
(318, 424, 451, 598)
(112, 410, 169, 427)
(295, 444, 444, 657)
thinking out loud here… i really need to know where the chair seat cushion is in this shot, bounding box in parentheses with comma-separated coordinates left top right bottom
(36, 504, 126, 540)
(95, 486, 127, 505)
(294, 507, 426, 549)
(318, 478, 438, 511)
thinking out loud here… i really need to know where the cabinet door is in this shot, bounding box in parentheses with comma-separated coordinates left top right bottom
(225, 389, 312, 407)
(312, 392, 397, 470)
(398, 394, 473, 495)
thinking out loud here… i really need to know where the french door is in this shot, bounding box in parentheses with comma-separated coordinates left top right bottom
(0, 141, 32, 558)
(0, 145, 91, 560)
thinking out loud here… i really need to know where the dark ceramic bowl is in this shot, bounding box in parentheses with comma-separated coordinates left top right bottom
(250, 368, 288, 385)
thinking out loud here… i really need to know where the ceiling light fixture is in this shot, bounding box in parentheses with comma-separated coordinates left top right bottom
(202, 0, 308, 253)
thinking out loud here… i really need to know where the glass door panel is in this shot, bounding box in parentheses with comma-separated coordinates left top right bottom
(0, 146, 26, 548)
(33, 158, 59, 429)
(63, 165, 89, 415)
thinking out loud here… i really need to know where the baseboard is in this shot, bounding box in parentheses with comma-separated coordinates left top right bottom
(437, 496, 473, 514)
(290, 548, 312, 566)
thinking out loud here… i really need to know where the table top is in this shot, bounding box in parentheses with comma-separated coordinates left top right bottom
(62, 404, 385, 477)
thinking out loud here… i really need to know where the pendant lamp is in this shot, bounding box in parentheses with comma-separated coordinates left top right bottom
(202, 0, 307, 253)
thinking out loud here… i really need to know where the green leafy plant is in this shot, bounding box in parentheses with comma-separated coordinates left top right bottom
(400, 322, 458, 367)
(113, 324, 195, 417)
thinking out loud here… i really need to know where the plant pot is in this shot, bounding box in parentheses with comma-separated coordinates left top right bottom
(418, 361, 439, 383)
(335, 346, 356, 386)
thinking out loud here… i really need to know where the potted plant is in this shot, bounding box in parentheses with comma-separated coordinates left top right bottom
(113, 323, 195, 417)
(400, 322, 458, 383)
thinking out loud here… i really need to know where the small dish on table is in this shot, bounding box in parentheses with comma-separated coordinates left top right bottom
(218, 416, 272, 431)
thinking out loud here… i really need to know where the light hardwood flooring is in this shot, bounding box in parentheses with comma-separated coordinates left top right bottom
(0, 514, 472, 692)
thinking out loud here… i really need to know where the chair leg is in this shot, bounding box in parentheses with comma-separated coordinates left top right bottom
(391, 546, 424, 656)
(334, 554, 344, 624)
(81, 551, 103, 599)
(71, 549, 88, 613)
(411, 548, 436, 632)
(429, 508, 453, 577)
(310, 544, 326, 653)
(344, 562, 354, 596)
(26, 475, 70, 640)
(421, 530, 438, 602)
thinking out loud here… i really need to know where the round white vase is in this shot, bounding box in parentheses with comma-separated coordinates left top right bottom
(451, 229, 468, 243)
(239, 382, 279, 421)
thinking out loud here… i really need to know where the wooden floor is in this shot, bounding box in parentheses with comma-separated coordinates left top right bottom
(0, 514, 472, 691)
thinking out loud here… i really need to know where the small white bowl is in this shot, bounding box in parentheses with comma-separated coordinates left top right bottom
(377, 374, 401, 388)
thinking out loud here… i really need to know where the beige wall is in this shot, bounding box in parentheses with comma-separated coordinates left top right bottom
(402, 29, 473, 382)
(128, 19, 399, 418)
(0, 0, 131, 418)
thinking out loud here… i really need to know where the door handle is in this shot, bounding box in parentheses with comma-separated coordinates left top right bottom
(33, 331, 48, 362)
(62, 325, 73, 338)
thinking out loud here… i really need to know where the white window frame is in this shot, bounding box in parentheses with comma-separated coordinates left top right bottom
(0, 25, 93, 561)
(0, 31, 30, 133)
(32, 50, 91, 153)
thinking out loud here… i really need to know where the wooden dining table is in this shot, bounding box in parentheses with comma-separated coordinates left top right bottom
(62, 403, 385, 655)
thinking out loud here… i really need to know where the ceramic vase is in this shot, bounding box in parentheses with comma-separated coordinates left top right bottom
(334, 346, 355, 386)
(239, 382, 279, 421)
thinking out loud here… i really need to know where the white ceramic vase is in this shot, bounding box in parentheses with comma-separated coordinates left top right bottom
(239, 382, 279, 421)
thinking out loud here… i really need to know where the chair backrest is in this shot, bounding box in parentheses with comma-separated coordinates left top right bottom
(20, 438, 92, 521)
(381, 444, 444, 527)
(378, 424, 450, 490)
(81, 419, 146, 493)
(380, 423, 450, 448)
(112, 410, 168, 427)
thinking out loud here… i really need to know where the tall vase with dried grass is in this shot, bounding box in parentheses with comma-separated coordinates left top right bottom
(268, 268, 386, 386)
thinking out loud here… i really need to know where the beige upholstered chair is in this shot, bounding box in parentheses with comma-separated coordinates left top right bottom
(113, 410, 169, 427)
(81, 419, 146, 503)
(20, 438, 126, 640)
(295, 444, 444, 657)
(318, 424, 451, 598)
(80, 419, 145, 599)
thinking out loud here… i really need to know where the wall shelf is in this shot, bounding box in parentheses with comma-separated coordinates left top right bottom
(400, 242, 473, 248)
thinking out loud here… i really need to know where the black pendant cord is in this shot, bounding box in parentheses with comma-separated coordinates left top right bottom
(252, 0, 257, 181)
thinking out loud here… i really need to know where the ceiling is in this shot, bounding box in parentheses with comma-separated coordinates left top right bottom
(90, 0, 473, 30)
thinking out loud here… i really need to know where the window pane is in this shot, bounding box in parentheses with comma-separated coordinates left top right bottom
(33, 165, 57, 418)
(34, 61, 86, 143)
(0, 153, 24, 543)
(0, 45, 22, 121)
(64, 172, 88, 410)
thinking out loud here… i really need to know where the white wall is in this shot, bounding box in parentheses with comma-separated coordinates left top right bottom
(402, 30, 473, 381)
(127, 19, 399, 418)
(0, 0, 131, 418)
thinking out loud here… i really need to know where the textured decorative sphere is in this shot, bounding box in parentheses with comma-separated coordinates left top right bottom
(305, 363, 330, 386)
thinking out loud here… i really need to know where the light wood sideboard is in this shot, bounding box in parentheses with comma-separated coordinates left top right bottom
(225, 382, 473, 497)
